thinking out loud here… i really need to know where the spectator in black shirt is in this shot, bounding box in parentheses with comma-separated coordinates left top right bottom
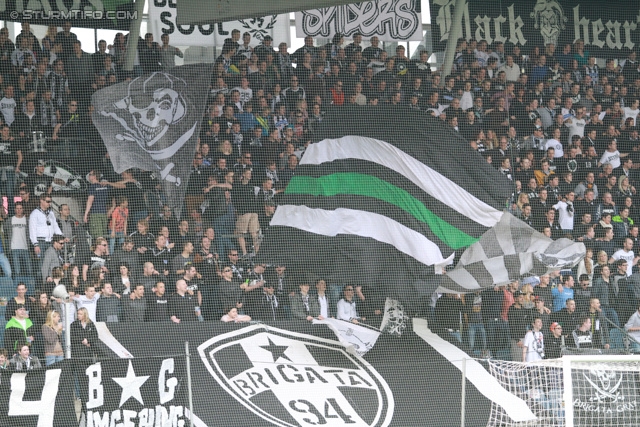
(129, 219, 154, 256)
(544, 322, 565, 358)
(508, 290, 532, 360)
(363, 36, 383, 62)
(146, 234, 171, 279)
(168, 279, 199, 323)
(52, 99, 81, 141)
(218, 265, 243, 315)
(481, 285, 508, 354)
(12, 100, 40, 139)
(145, 281, 169, 322)
(151, 205, 179, 238)
(433, 293, 465, 345)
(139, 33, 161, 74)
(56, 21, 77, 61)
(27, 159, 53, 197)
(574, 274, 593, 313)
(551, 298, 580, 332)
(251, 283, 283, 321)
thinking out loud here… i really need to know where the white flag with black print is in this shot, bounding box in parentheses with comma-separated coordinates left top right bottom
(314, 317, 381, 356)
(91, 64, 211, 217)
(380, 298, 409, 336)
(437, 213, 586, 293)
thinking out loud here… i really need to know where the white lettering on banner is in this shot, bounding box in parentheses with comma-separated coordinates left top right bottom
(7, 369, 61, 427)
(572, 5, 637, 49)
(83, 358, 181, 424)
(434, 0, 470, 42)
(296, 0, 422, 42)
(152, 0, 215, 40)
(574, 399, 637, 414)
(87, 363, 105, 409)
(507, 5, 526, 45)
(572, 367, 639, 417)
(149, 0, 289, 47)
(433, 0, 640, 50)
(87, 406, 187, 427)
(434, 0, 526, 45)
(159, 358, 177, 404)
(198, 326, 394, 427)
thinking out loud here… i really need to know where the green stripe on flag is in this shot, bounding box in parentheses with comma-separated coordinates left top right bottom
(286, 172, 478, 249)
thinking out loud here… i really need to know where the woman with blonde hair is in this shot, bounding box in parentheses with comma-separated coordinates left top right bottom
(70, 308, 99, 360)
(485, 129, 499, 150)
(521, 283, 535, 309)
(593, 250, 608, 280)
(576, 247, 594, 286)
(217, 139, 235, 164)
(617, 175, 635, 203)
(511, 192, 530, 217)
(70, 307, 101, 403)
(42, 310, 64, 366)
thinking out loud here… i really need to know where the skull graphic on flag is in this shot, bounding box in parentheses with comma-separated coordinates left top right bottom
(92, 64, 210, 216)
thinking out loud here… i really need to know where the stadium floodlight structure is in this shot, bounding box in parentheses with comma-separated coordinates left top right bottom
(177, 0, 357, 25)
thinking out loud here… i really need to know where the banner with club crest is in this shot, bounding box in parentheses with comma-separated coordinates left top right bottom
(24, 320, 640, 426)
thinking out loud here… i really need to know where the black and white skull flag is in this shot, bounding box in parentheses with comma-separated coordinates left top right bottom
(92, 64, 211, 217)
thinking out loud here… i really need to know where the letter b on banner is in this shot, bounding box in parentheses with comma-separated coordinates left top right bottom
(87, 363, 104, 409)
(8, 370, 61, 427)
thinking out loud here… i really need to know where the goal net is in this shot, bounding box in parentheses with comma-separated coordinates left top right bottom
(487, 355, 640, 427)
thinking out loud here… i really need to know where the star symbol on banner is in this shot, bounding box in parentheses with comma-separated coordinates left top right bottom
(260, 337, 292, 362)
(112, 360, 150, 407)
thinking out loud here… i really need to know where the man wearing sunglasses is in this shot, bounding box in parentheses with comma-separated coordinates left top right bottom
(41, 233, 66, 282)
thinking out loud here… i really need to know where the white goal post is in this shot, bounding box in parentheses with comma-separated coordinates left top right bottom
(487, 354, 640, 427)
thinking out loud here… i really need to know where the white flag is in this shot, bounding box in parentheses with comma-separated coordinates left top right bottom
(314, 318, 381, 356)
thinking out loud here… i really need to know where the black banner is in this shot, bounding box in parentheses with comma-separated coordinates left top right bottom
(0, 361, 75, 427)
(5, 323, 640, 426)
(429, 0, 640, 57)
(81, 356, 189, 427)
(0, 357, 188, 427)
(0, 0, 135, 30)
(61, 321, 494, 427)
(92, 64, 211, 218)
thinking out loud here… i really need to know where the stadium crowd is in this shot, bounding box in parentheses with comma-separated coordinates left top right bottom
(2, 20, 640, 369)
